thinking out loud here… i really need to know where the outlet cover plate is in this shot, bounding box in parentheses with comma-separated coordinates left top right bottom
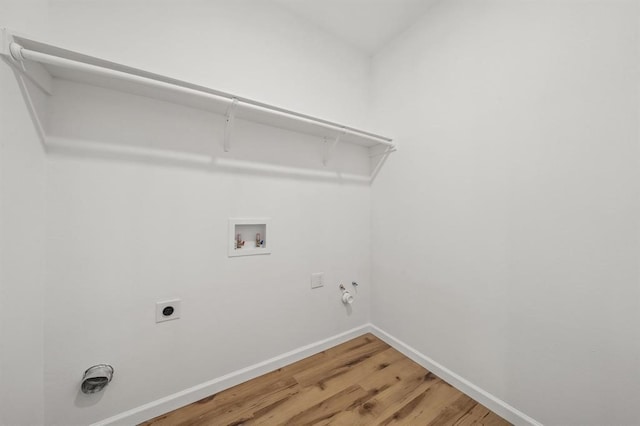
(156, 299, 181, 323)
(311, 272, 324, 289)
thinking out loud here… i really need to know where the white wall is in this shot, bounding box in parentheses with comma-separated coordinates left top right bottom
(3, 0, 373, 425)
(370, 1, 640, 425)
(6, 1, 639, 424)
(0, 1, 47, 424)
(42, 1, 372, 425)
(45, 0, 371, 129)
(0, 63, 47, 426)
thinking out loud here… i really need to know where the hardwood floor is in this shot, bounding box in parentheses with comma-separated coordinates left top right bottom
(141, 334, 510, 426)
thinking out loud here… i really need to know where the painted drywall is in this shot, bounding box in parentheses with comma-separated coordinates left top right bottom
(272, 0, 440, 53)
(0, 61, 47, 426)
(0, 1, 47, 424)
(6, 0, 639, 424)
(43, 0, 371, 130)
(0, 1, 375, 424)
(370, 1, 640, 425)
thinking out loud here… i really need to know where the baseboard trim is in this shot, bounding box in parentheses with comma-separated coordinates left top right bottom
(92, 324, 372, 426)
(369, 325, 542, 426)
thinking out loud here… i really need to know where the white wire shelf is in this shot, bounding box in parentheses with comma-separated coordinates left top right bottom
(1, 29, 395, 179)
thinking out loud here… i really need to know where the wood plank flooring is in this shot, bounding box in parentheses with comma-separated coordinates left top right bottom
(141, 334, 510, 426)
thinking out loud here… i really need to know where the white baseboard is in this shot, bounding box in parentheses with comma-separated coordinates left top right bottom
(92, 324, 372, 426)
(368, 325, 542, 426)
(95, 323, 541, 426)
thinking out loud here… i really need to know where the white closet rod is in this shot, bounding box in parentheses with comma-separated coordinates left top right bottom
(9, 42, 394, 147)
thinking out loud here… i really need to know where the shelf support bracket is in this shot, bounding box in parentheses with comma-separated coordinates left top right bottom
(323, 129, 344, 166)
(369, 146, 397, 158)
(1, 38, 52, 95)
(223, 98, 238, 152)
(369, 144, 397, 183)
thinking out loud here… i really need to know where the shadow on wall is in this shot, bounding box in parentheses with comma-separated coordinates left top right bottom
(74, 387, 105, 409)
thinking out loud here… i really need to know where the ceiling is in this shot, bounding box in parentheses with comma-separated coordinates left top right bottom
(271, 0, 439, 54)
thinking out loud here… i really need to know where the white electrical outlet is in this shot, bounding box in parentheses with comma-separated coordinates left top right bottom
(156, 299, 181, 323)
(311, 272, 324, 289)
